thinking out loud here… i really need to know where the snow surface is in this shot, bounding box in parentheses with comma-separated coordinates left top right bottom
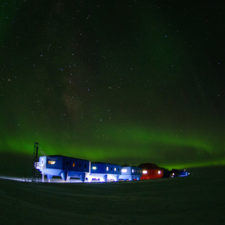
(0, 166, 225, 225)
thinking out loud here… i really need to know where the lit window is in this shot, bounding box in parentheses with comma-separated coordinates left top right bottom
(72, 162, 75, 167)
(92, 166, 97, 170)
(106, 166, 109, 171)
(157, 170, 161, 175)
(142, 170, 148, 174)
(132, 169, 134, 173)
(114, 168, 117, 171)
(48, 160, 56, 165)
(121, 169, 127, 173)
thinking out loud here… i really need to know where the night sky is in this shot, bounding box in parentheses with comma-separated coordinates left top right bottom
(0, 0, 225, 169)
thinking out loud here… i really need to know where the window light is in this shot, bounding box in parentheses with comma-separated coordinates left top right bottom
(48, 160, 56, 165)
(121, 169, 127, 173)
(142, 170, 148, 174)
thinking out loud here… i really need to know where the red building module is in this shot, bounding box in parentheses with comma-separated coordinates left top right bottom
(139, 163, 164, 180)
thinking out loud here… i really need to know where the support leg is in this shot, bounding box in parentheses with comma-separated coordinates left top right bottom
(80, 173, 85, 182)
(47, 175, 52, 182)
(42, 173, 45, 182)
(104, 175, 107, 182)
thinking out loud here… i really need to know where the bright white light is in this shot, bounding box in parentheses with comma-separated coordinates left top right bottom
(132, 169, 134, 173)
(35, 162, 42, 169)
(158, 170, 162, 175)
(92, 166, 97, 170)
(114, 168, 117, 171)
(142, 170, 148, 174)
(106, 167, 109, 171)
(121, 169, 127, 173)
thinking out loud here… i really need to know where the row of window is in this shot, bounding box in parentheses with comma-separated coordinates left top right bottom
(72, 162, 88, 169)
(66, 161, 88, 169)
(142, 170, 162, 175)
(92, 167, 142, 174)
(47, 160, 88, 169)
(121, 168, 142, 174)
(92, 166, 120, 172)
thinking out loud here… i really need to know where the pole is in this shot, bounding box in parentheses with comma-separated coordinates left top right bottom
(32, 142, 39, 182)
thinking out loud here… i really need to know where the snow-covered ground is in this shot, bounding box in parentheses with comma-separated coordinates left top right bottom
(0, 176, 83, 183)
(0, 166, 225, 225)
(0, 176, 115, 183)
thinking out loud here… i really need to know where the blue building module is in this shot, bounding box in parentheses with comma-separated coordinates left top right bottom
(170, 169, 190, 178)
(87, 162, 121, 182)
(119, 166, 142, 181)
(35, 155, 90, 182)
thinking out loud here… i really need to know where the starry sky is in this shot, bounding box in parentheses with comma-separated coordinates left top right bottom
(0, 0, 225, 169)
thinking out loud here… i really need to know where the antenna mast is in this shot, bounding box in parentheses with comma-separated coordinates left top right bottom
(32, 142, 39, 182)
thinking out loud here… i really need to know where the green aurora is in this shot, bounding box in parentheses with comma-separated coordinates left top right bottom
(0, 124, 224, 169)
(0, 1, 225, 169)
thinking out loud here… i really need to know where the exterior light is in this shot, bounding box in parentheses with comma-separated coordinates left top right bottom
(142, 170, 148, 174)
(158, 170, 161, 175)
(106, 166, 109, 171)
(132, 169, 134, 173)
(92, 166, 97, 170)
(35, 162, 43, 169)
(114, 168, 117, 171)
(121, 169, 127, 173)
(48, 161, 56, 165)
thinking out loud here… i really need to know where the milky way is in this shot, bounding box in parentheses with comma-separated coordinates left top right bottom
(0, 1, 225, 168)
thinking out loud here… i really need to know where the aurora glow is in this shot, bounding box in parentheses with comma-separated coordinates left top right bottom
(0, 1, 224, 169)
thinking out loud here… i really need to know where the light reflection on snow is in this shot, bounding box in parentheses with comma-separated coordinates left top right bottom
(0, 176, 82, 183)
(0, 176, 121, 183)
